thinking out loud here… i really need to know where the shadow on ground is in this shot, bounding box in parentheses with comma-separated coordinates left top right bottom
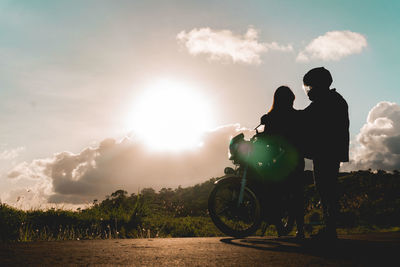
(220, 232, 400, 266)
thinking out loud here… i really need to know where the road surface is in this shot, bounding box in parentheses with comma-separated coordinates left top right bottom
(1, 232, 399, 266)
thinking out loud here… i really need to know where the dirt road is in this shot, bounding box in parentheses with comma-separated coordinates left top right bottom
(1, 232, 399, 266)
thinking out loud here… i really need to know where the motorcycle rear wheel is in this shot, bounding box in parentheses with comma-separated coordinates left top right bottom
(208, 179, 261, 238)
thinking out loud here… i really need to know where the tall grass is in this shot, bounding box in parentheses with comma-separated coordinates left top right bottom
(0, 192, 147, 241)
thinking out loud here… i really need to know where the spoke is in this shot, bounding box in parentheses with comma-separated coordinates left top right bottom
(215, 197, 228, 204)
(211, 183, 259, 236)
(230, 190, 239, 201)
(216, 206, 230, 215)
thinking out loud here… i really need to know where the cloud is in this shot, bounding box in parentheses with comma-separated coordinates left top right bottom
(9, 102, 399, 208)
(297, 31, 367, 62)
(5, 125, 254, 207)
(1, 158, 54, 209)
(343, 102, 400, 171)
(177, 27, 293, 64)
(0, 147, 25, 160)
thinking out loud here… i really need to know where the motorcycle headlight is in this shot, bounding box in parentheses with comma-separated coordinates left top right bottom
(229, 133, 244, 160)
(228, 143, 238, 160)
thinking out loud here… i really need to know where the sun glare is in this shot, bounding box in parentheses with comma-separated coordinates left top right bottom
(128, 79, 213, 151)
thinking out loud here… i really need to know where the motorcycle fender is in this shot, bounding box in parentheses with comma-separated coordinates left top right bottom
(214, 174, 242, 184)
(214, 175, 259, 196)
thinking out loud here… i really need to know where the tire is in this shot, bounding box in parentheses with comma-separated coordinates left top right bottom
(208, 179, 261, 238)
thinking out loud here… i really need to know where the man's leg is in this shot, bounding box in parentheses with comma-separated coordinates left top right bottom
(313, 159, 340, 237)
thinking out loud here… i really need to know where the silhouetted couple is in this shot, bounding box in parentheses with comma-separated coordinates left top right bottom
(261, 67, 349, 241)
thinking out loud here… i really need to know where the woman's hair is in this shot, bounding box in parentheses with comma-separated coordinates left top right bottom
(269, 86, 295, 112)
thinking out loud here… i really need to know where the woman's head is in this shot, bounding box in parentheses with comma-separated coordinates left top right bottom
(270, 86, 295, 112)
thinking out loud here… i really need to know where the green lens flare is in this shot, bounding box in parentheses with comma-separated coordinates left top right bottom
(245, 135, 300, 183)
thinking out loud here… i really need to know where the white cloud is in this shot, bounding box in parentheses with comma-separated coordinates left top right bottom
(343, 102, 400, 171)
(0, 147, 25, 160)
(177, 27, 293, 64)
(297, 30, 367, 62)
(5, 125, 254, 207)
(7, 158, 51, 179)
(1, 158, 54, 209)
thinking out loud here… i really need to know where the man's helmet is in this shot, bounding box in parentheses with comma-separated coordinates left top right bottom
(303, 67, 333, 88)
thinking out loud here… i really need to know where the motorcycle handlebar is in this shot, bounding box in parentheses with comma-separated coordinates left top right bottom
(254, 123, 262, 131)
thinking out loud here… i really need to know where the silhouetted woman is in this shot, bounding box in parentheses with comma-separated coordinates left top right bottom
(260, 85, 305, 239)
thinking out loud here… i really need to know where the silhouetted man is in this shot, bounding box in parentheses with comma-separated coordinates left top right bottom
(302, 67, 349, 240)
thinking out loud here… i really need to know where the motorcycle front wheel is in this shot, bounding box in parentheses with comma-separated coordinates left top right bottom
(208, 179, 261, 238)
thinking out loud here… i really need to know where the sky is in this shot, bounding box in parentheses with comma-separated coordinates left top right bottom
(1, 0, 399, 208)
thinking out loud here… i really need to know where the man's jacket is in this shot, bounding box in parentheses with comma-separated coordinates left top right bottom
(303, 89, 349, 162)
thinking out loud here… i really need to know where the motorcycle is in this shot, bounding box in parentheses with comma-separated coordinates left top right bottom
(208, 125, 300, 238)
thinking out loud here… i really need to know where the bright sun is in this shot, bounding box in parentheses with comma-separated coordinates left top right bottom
(128, 79, 213, 151)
